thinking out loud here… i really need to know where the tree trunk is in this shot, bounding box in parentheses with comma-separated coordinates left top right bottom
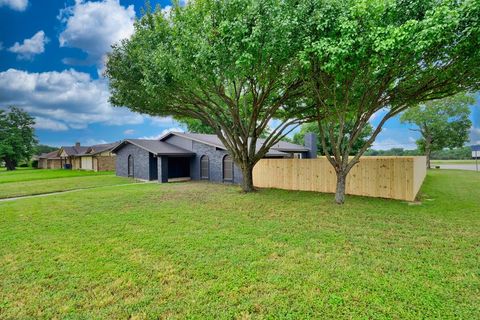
(4, 158, 16, 171)
(425, 135, 432, 169)
(426, 148, 431, 169)
(335, 171, 347, 204)
(240, 164, 255, 193)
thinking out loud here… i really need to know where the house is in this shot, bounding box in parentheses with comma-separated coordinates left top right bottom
(38, 142, 118, 171)
(112, 132, 317, 183)
(59, 142, 118, 171)
(38, 150, 63, 169)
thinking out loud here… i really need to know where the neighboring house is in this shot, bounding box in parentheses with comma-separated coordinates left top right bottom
(112, 132, 317, 183)
(38, 150, 63, 169)
(38, 142, 118, 171)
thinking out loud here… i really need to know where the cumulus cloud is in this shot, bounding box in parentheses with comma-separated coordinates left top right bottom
(0, 0, 28, 11)
(8, 31, 48, 60)
(34, 116, 69, 131)
(470, 127, 480, 145)
(58, 0, 135, 68)
(123, 129, 135, 135)
(141, 127, 184, 140)
(0, 68, 144, 131)
(371, 138, 417, 150)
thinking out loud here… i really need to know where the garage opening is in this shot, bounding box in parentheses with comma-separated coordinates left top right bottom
(168, 157, 190, 180)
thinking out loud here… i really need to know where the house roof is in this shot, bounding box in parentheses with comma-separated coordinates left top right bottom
(38, 150, 61, 159)
(82, 142, 120, 156)
(111, 139, 195, 156)
(61, 145, 89, 156)
(160, 132, 309, 154)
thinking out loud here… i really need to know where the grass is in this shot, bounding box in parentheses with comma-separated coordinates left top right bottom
(0, 170, 479, 318)
(0, 169, 133, 199)
(0, 168, 114, 184)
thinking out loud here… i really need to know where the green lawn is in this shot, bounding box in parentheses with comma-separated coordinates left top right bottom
(0, 168, 114, 184)
(0, 170, 479, 318)
(0, 169, 133, 199)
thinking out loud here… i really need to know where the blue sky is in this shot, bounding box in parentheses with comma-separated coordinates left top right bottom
(0, 0, 479, 149)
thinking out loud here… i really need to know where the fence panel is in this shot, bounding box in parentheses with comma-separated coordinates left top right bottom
(253, 157, 427, 201)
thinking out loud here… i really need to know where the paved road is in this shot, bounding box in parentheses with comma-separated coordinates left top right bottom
(436, 164, 479, 171)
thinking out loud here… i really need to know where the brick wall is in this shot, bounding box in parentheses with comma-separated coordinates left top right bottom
(96, 156, 116, 171)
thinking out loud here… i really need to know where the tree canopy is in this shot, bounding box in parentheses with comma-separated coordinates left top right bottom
(106, 0, 309, 192)
(400, 93, 474, 168)
(297, 0, 480, 203)
(0, 107, 37, 170)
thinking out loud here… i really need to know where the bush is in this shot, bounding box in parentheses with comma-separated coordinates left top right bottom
(31, 160, 38, 168)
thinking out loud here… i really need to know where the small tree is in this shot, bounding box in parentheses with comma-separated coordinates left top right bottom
(293, 122, 372, 156)
(0, 107, 37, 170)
(400, 94, 474, 168)
(106, 0, 308, 192)
(298, 0, 480, 203)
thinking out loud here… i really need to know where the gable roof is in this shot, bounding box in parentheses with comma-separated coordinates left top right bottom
(38, 150, 61, 159)
(111, 139, 195, 156)
(83, 142, 120, 155)
(160, 132, 309, 153)
(60, 145, 89, 156)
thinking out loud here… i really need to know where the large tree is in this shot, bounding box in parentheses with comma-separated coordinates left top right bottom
(0, 107, 37, 170)
(106, 0, 309, 192)
(298, 0, 480, 203)
(400, 93, 474, 168)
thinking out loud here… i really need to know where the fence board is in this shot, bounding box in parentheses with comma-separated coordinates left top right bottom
(253, 157, 427, 201)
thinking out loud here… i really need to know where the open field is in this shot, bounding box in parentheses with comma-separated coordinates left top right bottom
(0, 170, 479, 318)
(431, 159, 478, 165)
(0, 169, 133, 199)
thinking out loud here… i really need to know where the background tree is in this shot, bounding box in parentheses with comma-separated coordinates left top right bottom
(106, 0, 309, 192)
(293, 122, 373, 156)
(35, 144, 58, 155)
(298, 0, 480, 203)
(0, 107, 37, 170)
(400, 94, 474, 168)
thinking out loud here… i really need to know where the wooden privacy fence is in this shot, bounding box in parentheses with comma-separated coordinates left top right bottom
(253, 157, 427, 201)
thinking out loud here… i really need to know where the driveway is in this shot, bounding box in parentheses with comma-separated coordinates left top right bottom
(436, 164, 479, 171)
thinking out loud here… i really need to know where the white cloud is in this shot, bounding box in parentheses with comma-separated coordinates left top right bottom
(123, 129, 135, 135)
(58, 0, 135, 68)
(0, 0, 28, 11)
(8, 31, 48, 60)
(85, 138, 108, 145)
(470, 127, 480, 145)
(0, 68, 144, 130)
(34, 116, 69, 131)
(371, 138, 417, 150)
(140, 127, 184, 140)
(149, 116, 177, 126)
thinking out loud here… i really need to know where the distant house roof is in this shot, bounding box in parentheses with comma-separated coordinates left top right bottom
(111, 139, 195, 156)
(38, 150, 61, 159)
(160, 132, 309, 155)
(61, 145, 89, 156)
(60, 142, 119, 157)
(82, 142, 120, 156)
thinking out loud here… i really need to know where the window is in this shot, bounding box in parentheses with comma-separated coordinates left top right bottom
(223, 155, 233, 181)
(200, 155, 209, 179)
(128, 155, 134, 178)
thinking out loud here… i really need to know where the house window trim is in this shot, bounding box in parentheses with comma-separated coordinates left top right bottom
(222, 154, 234, 182)
(200, 155, 210, 180)
(128, 154, 134, 178)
